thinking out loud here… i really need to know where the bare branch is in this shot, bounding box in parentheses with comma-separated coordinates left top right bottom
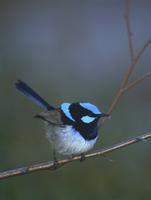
(125, 0, 134, 62)
(121, 37, 151, 88)
(104, 1, 151, 118)
(0, 132, 151, 180)
(107, 90, 122, 115)
(106, 71, 151, 116)
(122, 72, 151, 93)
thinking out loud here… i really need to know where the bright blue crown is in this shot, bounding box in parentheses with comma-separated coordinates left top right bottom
(80, 103, 101, 114)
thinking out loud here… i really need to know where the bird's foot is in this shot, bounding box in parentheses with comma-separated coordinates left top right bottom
(53, 159, 58, 170)
(80, 153, 86, 162)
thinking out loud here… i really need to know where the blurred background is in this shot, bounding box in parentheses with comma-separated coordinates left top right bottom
(0, 0, 151, 199)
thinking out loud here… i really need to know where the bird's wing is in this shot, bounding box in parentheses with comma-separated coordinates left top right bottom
(34, 110, 63, 125)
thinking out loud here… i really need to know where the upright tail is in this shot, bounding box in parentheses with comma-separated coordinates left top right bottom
(15, 80, 55, 110)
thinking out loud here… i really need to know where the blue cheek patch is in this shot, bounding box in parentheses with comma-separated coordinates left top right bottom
(81, 116, 96, 123)
(80, 103, 101, 114)
(61, 103, 75, 121)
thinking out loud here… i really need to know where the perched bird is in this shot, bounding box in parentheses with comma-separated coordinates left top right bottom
(15, 80, 109, 162)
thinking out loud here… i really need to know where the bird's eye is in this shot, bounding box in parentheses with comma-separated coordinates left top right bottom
(81, 116, 96, 123)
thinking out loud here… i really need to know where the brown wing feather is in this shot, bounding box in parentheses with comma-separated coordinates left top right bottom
(34, 109, 63, 125)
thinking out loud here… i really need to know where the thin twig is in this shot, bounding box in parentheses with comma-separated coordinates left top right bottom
(107, 72, 151, 114)
(125, 0, 134, 62)
(0, 132, 151, 180)
(104, 0, 151, 118)
(121, 37, 151, 88)
(122, 72, 151, 93)
(107, 38, 151, 115)
(107, 90, 122, 115)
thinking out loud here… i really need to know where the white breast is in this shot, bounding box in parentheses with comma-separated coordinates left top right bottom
(45, 123, 97, 155)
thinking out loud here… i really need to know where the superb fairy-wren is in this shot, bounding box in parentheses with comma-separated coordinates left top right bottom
(15, 80, 109, 161)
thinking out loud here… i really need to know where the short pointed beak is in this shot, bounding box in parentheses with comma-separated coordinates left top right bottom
(98, 113, 111, 119)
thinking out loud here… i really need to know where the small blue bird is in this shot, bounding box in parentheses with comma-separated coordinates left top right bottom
(15, 80, 109, 161)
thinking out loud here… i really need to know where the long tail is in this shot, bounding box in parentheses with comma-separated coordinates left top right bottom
(15, 80, 55, 110)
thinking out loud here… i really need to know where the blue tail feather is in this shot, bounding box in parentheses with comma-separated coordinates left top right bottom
(15, 80, 54, 110)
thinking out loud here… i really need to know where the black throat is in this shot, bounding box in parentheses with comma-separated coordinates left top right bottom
(73, 121, 98, 140)
(61, 111, 98, 140)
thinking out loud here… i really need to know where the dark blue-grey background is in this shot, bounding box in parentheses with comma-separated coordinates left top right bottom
(0, 0, 151, 199)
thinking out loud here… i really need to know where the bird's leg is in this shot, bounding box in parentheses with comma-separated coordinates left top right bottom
(52, 149, 58, 169)
(80, 153, 86, 162)
(70, 154, 75, 159)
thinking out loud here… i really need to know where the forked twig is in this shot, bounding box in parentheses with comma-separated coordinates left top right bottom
(107, 71, 151, 115)
(122, 72, 151, 93)
(106, 0, 151, 115)
(120, 37, 151, 88)
(0, 0, 150, 180)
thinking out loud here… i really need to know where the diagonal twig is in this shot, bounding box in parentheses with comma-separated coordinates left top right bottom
(0, 132, 151, 180)
(125, 0, 134, 62)
(104, 0, 151, 120)
(120, 37, 151, 88)
(106, 71, 151, 115)
(121, 72, 151, 93)
(107, 38, 151, 116)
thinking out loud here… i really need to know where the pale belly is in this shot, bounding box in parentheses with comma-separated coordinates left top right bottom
(45, 123, 97, 155)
